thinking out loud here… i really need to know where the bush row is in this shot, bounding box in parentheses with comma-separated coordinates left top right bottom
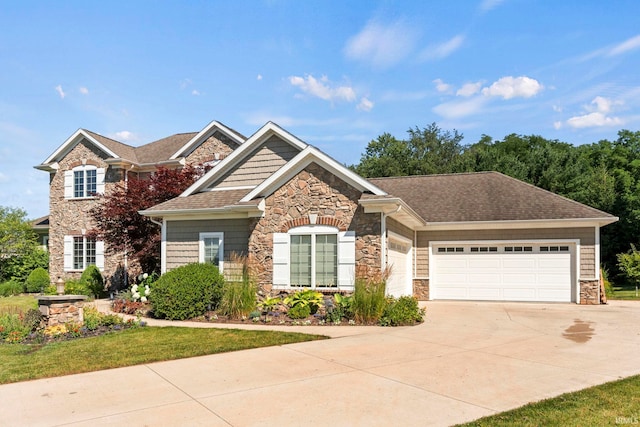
(114, 261, 424, 326)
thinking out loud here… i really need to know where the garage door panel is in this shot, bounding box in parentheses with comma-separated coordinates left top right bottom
(503, 288, 537, 300)
(468, 258, 501, 268)
(503, 258, 536, 269)
(432, 243, 574, 303)
(468, 288, 502, 299)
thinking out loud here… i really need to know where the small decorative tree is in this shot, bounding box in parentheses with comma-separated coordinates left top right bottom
(617, 244, 640, 297)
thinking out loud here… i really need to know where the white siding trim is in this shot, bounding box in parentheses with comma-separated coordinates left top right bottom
(337, 231, 355, 289)
(161, 219, 167, 274)
(595, 225, 600, 281)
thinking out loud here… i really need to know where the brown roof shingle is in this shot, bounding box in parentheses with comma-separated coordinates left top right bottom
(143, 189, 254, 213)
(369, 172, 615, 223)
(134, 133, 198, 164)
(82, 131, 200, 164)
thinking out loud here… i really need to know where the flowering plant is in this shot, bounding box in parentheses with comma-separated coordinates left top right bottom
(131, 272, 155, 302)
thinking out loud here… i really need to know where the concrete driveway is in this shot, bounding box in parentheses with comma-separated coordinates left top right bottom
(2, 300, 639, 427)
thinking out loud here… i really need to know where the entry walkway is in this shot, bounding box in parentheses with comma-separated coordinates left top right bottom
(2, 301, 639, 426)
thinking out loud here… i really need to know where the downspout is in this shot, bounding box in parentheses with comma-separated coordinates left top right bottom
(380, 204, 402, 272)
(148, 217, 165, 274)
(123, 165, 135, 287)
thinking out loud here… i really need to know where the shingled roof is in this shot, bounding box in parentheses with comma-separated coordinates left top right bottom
(82, 130, 199, 164)
(369, 172, 615, 223)
(142, 189, 258, 214)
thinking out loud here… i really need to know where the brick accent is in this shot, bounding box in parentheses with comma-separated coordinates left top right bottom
(248, 162, 382, 289)
(413, 279, 429, 300)
(281, 216, 348, 232)
(580, 279, 600, 305)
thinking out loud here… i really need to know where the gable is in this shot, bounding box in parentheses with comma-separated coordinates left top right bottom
(212, 135, 301, 189)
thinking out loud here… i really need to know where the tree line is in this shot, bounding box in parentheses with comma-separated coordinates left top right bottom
(352, 124, 640, 281)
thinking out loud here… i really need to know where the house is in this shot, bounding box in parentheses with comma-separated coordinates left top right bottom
(140, 121, 618, 304)
(30, 215, 50, 251)
(34, 121, 246, 287)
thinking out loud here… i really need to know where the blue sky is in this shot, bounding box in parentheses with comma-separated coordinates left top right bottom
(2, 0, 640, 219)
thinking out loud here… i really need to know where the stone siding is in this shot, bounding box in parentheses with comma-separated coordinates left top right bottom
(413, 279, 429, 300)
(580, 280, 600, 305)
(49, 132, 237, 288)
(48, 140, 120, 284)
(184, 131, 237, 165)
(248, 162, 382, 290)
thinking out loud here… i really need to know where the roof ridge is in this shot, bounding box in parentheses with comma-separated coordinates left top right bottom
(369, 171, 494, 180)
(82, 129, 134, 148)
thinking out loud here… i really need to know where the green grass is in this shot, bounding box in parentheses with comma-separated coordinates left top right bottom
(610, 282, 640, 300)
(0, 327, 326, 384)
(458, 375, 640, 426)
(0, 295, 38, 312)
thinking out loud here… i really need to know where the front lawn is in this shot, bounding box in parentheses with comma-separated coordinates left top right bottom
(609, 282, 640, 300)
(458, 375, 640, 426)
(0, 295, 37, 312)
(0, 327, 326, 384)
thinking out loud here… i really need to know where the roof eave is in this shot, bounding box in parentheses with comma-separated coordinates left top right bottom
(418, 217, 619, 231)
(359, 197, 426, 227)
(139, 204, 263, 218)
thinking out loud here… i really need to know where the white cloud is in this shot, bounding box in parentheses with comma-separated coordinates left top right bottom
(179, 78, 192, 90)
(480, 0, 506, 12)
(420, 34, 465, 61)
(112, 131, 136, 141)
(553, 121, 563, 130)
(552, 105, 563, 113)
(257, 74, 263, 80)
(433, 78, 453, 93)
(344, 19, 418, 68)
(432, 96, 488, 119)
(588, 95, 622, 113)
(481, 76, 543, 99)
(191, 90, 200, 96)
(565, 96, 624, 128)
(289, 74, 357, 103)
(457, 82, 482, 97)
(357, 97, 374, 112)
(0, 172, 8, 183)
(79, 87, 89, 95)
(608, 34, 640, 56)
(566, 112, 623, 128)
(55, 85, 65, 99)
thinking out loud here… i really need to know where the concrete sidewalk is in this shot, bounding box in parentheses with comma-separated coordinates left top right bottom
(2, 300, 639, 426)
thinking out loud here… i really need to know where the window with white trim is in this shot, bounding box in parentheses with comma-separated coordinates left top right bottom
(199, 232, 224, 271)
(290, 233, 337, 288)
(63, 235, 104, 271)
(273, 226, 354, 290)
(64, 166, 105, 199)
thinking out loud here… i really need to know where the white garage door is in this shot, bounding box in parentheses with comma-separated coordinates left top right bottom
(431, 243, 574, 302)
(386, 237, 412, 297)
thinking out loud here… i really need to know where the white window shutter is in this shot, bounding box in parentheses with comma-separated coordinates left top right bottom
(64, 171, 74, 199)
(95, 240, 105, 270)
(96, 168, 106, 194)
(272, 233, 290, 286)
(63, 236, 74, 271)
(337, 231, 356, 289)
